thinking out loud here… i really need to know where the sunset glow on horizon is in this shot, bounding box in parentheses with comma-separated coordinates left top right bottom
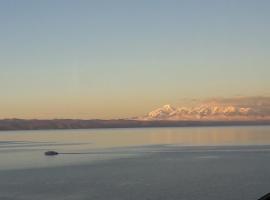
(1, 0, 270, 119)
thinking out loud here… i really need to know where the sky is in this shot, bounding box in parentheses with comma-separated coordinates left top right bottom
(0, 0, 270, 119)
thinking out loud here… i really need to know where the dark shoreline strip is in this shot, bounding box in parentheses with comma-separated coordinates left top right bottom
(1, 119, 270, 131)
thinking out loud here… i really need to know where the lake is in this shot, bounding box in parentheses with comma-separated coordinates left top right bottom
(0, 126, 270, 200)
(1, 126, 270, 170)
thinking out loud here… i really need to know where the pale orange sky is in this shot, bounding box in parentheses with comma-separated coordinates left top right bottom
(1, 1, 270, 119)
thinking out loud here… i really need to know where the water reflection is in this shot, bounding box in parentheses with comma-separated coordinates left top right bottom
(0, 126, 270, 150)
(149, 126, 270, 146)
(0, 126, 270, 170)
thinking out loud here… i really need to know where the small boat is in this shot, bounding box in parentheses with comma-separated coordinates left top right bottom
(45, 151, 59, 156)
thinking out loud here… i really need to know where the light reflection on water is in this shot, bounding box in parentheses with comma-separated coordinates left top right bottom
(0, 126, 270, 170)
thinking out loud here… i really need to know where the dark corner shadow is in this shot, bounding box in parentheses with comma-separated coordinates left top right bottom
(258, 193, 270, 200)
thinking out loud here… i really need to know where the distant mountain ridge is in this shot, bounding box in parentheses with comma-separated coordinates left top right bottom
(1, 97, 270, 130)
(138, 104, 270, 121)
(138, 97, 270, 121)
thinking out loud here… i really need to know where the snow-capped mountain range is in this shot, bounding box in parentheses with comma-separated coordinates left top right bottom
(137, 98, 270, 121)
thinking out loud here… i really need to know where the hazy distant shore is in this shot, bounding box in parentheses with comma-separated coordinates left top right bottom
(0, 119, 270, 131)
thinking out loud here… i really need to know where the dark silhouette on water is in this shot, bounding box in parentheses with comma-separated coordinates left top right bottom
(44, 151, 135, 155)
(44, 151, 59, 156)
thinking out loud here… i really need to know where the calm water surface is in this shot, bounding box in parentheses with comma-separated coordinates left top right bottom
(0, 126, 270, 170)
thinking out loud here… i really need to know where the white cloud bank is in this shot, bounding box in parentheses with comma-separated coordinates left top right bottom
(138, 96, 270, 121)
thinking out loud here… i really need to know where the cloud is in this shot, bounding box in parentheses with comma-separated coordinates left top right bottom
(203, 96, 270, 106)
(201, 96, 270, 117)
(141, 96, 270, 121)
